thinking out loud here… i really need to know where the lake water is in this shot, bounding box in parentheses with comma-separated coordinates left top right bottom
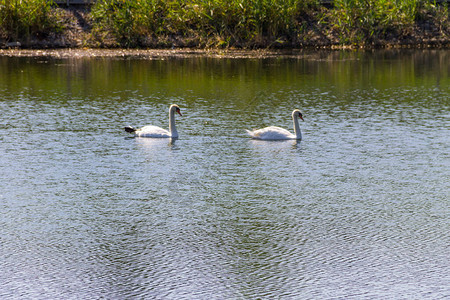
(0, 50, 449, 299)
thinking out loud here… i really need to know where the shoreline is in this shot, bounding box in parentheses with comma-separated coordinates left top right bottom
(1, 47, 448, 59)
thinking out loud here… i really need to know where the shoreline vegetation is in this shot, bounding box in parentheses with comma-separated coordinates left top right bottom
(0, 0, 449, 50)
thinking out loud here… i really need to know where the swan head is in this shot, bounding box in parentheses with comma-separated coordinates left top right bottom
(170, 104, 182, 116)
(292, 109, 304, 121)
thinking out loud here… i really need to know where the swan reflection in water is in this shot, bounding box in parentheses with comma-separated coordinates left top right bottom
(249, 138, 301, 150)
(134, 137, 179, 150)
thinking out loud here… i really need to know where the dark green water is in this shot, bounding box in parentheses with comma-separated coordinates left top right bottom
(0, 50, 449, 299)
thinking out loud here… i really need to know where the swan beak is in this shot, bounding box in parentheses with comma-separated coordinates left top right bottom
(177, 110, 182, 116)
(300, 115, 304, 121)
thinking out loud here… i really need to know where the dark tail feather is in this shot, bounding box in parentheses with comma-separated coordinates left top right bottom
(124, 126, 136, 133)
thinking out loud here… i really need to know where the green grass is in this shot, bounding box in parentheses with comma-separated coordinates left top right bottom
(0, 0, 60, 41)
(89, 0, 449, 48)
(90, 0, 320, 47)
(0, 0, 448, 48)
(328, 0, 430, 44)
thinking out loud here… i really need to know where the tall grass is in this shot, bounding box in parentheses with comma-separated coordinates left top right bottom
(0, 0, 448, 48)
(91, 0, 320, 47)
(0, 0, 59, 41)
(90, 0, 448, 48)
(328, 0, 431, 44)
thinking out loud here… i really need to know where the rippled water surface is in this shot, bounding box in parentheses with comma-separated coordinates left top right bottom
(1, 50, 449, 299)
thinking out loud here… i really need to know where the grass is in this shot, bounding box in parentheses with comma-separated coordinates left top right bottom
(327, 0, 439, 45)
(90, 0, 321, 47)
(0, 0, 61, 42)
(0, 0, 448, 48)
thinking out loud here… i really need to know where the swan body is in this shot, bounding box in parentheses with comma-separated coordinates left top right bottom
(246, 109, 304, 140)
(125, 104, 182, 138)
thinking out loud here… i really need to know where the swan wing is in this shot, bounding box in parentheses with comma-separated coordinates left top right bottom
(247, 126, 295, 140)
(135, 125, 171, 138)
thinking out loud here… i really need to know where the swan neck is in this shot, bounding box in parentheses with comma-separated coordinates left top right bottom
(293, 114, 302, 139)
(169, 108, 178, 137)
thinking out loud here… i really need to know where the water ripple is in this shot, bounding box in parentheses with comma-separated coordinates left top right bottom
(1, 53, 449, 299)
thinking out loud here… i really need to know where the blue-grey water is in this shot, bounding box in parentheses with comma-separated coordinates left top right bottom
(0, 50, 449, 299)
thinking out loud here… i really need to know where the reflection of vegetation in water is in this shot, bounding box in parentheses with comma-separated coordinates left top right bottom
(0, 50, 448, 100)
(0, 0, 448, 48)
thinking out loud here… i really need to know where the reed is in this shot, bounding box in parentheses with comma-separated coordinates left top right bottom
(90, 0, 448, 48)
(0, 0, 448, 48)
(0, 0, 59, 41)
(90, 0, 320, 47)
(328, 0, 434, 44)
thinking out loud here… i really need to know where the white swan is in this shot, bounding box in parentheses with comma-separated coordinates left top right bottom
(125, 104, 182, 138)
(246, 109, 304, 140)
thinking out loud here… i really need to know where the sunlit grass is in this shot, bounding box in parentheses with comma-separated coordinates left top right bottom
(90, 0, 449, 47)
(328, 0, 437, 44)
(0, 0, 448, 48)
(90, 0, 321, 47)
(0, 0, 60, 41)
